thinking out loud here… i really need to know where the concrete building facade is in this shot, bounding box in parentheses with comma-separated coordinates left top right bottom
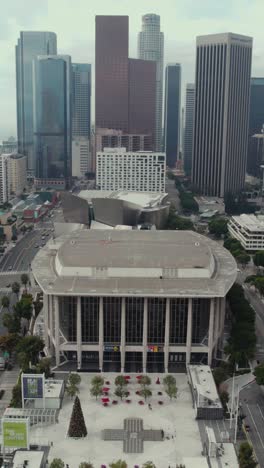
(192, 33, 252, 197)
(9, 153, 27, 196)
(138, 14, 164, 151)
(0, 154, 11, 203)
(32, 230, 236, 372)
(228, 214, 264, 251)
(72, 138, 90, 178)
(96, 148, 165, 193)
(247, 78, 264, 177)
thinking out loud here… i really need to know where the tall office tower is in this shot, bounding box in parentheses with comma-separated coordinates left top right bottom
(72, 63, 91, 138)
(128, 59, 156, 148)
(15, 32, 57, 172)
(0, 154, 11, 203)
(138, 14, 164, 151)
(247, 78, 264, 177)
(183, 84, 195, 176)
(33, 55, 72, 189)
(164, 64, 181, 168)
(95, 15, 156, 153)
(192, 33, 252, 197)
(96, 16, 129, 132)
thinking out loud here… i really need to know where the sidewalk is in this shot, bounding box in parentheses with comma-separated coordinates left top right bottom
(0, 364, 20, 416)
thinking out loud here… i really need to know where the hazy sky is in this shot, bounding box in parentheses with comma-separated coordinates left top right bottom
(0, 0, 264, 141)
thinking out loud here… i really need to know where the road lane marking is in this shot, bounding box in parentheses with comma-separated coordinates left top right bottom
(257, 404, 264, 424)
(246, 404, 264, 449)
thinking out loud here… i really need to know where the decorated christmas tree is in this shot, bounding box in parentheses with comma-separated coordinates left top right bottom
(68, 396, 87, 438)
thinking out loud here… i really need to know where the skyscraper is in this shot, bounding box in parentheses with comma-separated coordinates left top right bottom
(16, 31, 57, 172)
(138, 14, 164, 151)
(247, 78, 264, 177)
(95, 15, 156, 151)
(33, 55, 72, 188)
(183, 84, 195, 176)
(164, 64, 181, 168)
(192, 33, 252, 197)
(72, 63, 91, 139)
(95, 16, 129, 132)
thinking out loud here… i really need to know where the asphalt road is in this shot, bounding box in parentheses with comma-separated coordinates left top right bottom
(244, 287, 264, 364)
(240, 381, 264, 468)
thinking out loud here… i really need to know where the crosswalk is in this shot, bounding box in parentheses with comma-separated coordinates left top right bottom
(0, 271, 28, 276)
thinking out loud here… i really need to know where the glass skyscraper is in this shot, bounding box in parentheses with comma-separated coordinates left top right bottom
(247, 78, 264, 177)
(72, 63, 91, 138)
(33, 55, 72, 187)
(138, 14, 164, 151)
(16, 31, 57, 172)
(164, 64, 181, 168)
(184, 84, 195, 176)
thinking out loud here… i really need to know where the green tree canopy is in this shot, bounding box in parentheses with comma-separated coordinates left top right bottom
(20, 273, 29, 288)
(140, 375, 151, 387)
(115, 375, 128, 388)
(208, 217, 228, 237)
(254, 363, 264, 386)
(79, 463, 94, 468)
(50, 459, 65, 468)
(2, 312, 21, 334)
(109, 460, 128, 468)
(253, 250, 264, 267)
(11, 282, 20, 297)
(142, 462, 156, 468)
(16, 335, 44, 367)
(1, 296, 10, 309)
(238, 441, 257, 468)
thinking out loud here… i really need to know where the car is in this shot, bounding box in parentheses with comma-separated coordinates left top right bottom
(8, 266, 12, 271)
(34, 244, 39, 248)
(244, 424, 250, 431)
(41, 236, 46, 240)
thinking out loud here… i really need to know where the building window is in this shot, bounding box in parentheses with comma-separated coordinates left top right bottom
(192, 298, 210, 345)
(81, 297, 99, 343)
(169, 299, 188, 344)
(147, 298, 166, 344)
(125, 298, 144, 344)
(59, 296, 77, 342)
(103, 297, 121, 343)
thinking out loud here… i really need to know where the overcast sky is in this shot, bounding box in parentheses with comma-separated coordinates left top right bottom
(0, 0, 264, 141)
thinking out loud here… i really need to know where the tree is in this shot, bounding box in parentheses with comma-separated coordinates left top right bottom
(164, 384, 177, 400)
(115, 375, 128, 388)
(0, 333, 20, 353)
(115, 386, 127, 401)
(68, 396, 87, 438)
(140, 375, 151, 388)
(66, 373, 81, 398)
(68, 372, 81, 387)
(13, 297, 33, 321)
(109, 460, 128, 468)
(1, 296, 10, 310)
(2, 312, 21, 334)
(254, 363, 264, 385)
(163, 375, 176, 387)
(10, 380, 22, 408)
(79, 463, 94, 468)
(91, 375, 104, 387)
(20, 273, 29, 291)
(236, 252, 251, 266)
(50, 459, 65, 468)
(36, 357, 52, 378)
(90, 384, 103, 400)
(142, 462, 156, 468)
(208, 217, 228, 238)
(139, 388, 152, 402)
(255, 277, 264, 296)
(16, 335, 44, 367)
(212, 366, 228, 387)
(254, 251, 264, 268)
(11, 282, 20, 299)
(238, 441, 257, 468)
(219, 390, 229, 408)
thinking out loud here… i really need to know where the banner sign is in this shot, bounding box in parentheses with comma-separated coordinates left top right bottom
(2, 419, 29, 449)
(104, 345, 120, 352)
(147, 345, 163, 352)
(22, 373, 44, 400)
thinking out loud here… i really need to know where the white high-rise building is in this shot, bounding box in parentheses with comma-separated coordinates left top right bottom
(0, 154, 11, 203)
(0, 153, 27, 203)
(192, 33, 252, 197)
(72, 138, 90, 178)
(96, 148, 166, 193)
(138, 14, 164, 152)
(184, 84, 195, 176)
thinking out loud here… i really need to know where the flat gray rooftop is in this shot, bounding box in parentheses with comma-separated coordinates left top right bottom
(32, 230, 237, 297)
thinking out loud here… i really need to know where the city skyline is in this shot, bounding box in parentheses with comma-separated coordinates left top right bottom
(1, 0, 264, 139)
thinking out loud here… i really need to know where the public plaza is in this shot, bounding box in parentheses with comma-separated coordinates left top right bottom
(30, 373, 205, 468)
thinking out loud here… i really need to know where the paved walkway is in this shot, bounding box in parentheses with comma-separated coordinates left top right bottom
(0, 365, 20, 416)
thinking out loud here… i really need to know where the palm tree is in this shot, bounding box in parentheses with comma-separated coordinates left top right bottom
(20, 273, 29, 292)
(1, 296, 10, 311)
(11, 282, 20, 300)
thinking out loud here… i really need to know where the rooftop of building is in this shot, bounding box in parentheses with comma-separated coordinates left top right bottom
(230, 214, 264, 232)
(79, 190, 168, 209)
(12, 450, 45, 468)
(188, 365, 222, 408)
(32, 229, 237, 297)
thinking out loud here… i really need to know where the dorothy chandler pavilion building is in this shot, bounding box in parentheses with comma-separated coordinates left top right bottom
(32, 230, 236, 372)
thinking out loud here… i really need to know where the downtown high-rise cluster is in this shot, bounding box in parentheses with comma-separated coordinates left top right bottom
(14, 16, 264, 197)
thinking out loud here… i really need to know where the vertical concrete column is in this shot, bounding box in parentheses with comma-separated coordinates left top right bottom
(48, 296, 55, 355)
(121, 297, 126, 372)
(186, 298, 192, 365)
(99, 297, 104, 371)
(164, 298, 170, 373)
(77, 296, 82, 370)
(220, 297, 226, 348)
(143, 298, 148, 373)
(43, 293, 49, 350)
(208, 298, 215, 366)
(54, 295, 60, 367)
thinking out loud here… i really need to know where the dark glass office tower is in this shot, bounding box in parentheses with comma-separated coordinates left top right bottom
(72, 63, 91, 138)
(164, 64, 181, 168)
(247, 78, 264, 177)
(192, 33, 252, 197)
(33, 56, 72, 187)
(95, 16, 129, 132)
(16, 31, 57, 172)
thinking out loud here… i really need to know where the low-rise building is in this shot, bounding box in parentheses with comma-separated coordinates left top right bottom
(194, 196, 225, 214)
(0, 210, 18, 241)
(187, 365, 223, 419)
(228, 214, 264, 251)
(96, 148, 166, 193)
